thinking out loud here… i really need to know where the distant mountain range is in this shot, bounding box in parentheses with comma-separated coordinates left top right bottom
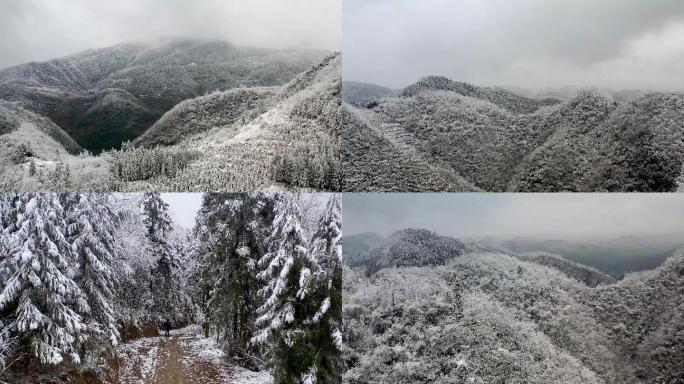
(342, 229, 617, 285)
(343, 228, 684, 383)
(0, 39, 328, 152)
(344, 231, 684, 279)
(342, 77, 684, 192)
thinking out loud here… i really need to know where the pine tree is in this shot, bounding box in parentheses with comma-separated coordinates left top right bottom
(0, 193, 20, 369)
(66, 193, 119, 350)
(192, 193, 276, 363)
(0, 193, 20, 283)
(302, 194, 343, 384)
(0, 193, 87, 365)
(252, 194, 316, 384)
(192, 194, 225, 332)
(141, 193, 173, 243)
(140, 193, 179, 322)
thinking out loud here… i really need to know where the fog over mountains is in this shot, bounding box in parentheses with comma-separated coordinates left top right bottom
(343, 228, 684, 383)
(342, 77, 684, 192)
(0, 39, 341, 192)
(0, 39, 327, 152)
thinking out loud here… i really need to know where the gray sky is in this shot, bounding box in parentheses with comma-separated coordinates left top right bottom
(344, 193, 684, 240)
(344, 0, 684, 90)
(161, 193, 203, 229)
(160, 193, 333, 230)
(0, 0, 341, 69)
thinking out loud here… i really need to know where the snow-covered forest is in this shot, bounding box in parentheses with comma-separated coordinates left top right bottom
(0, 192, 342, 383)
(342, 78, 684, 192)
(343, 228, 684, 383)
(0, 40, 342, 192)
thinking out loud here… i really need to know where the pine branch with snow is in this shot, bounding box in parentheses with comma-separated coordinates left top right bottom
(0, 193, 86, 365)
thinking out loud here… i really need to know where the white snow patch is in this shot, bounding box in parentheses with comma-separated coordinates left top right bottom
(116, 336, 159, 384)
(230, 366, 274, 384)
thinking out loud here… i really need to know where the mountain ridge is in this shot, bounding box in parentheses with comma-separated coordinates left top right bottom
(0, 39, 329, 152)
(343, 77, 684, 192)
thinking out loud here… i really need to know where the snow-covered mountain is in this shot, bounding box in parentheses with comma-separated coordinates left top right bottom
(358, 229, 468, 274)
(0, 49, 341, 192)
(342, 232, 385, 266)
(343, 76, 684, 192)
(0, 39, 328, 152)
(343, 233, 684, 383)
(342, 81, 398, 108)
(123, 53, 342, 191)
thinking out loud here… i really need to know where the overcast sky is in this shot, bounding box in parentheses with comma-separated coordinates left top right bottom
(344, 0, 684, 90)
(0, 0, 340, 69)
(344, 193, 684, 240)
(161, 193, 202, 229)
(159, 193, 332, 230)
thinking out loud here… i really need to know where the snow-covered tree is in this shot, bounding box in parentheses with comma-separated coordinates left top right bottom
(0, 193, 20, 370)
(252, 194, 318, 384)
(66, 193, 119, 349)
(140, 193, 180, 322)
(192, 193, 276, 363)
(0, 193, 87, 365)
(301, 194, 342, 384)
(0, 194, 20, 287)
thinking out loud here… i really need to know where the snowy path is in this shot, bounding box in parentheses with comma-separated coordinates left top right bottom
(114, 325, 272, 384)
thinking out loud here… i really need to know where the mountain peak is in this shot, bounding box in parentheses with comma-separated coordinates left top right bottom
(367, 228, 467, 274)
(401, 76, 478, 98)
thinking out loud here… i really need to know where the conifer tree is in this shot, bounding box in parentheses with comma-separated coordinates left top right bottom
(140, 193, 179, 322)
(192, 193, 276, 362)
(0, 193, 19, 369)
(66, 193, 119, 348)
(302, 194, 343, 384)
(252, 194, 317, 384)
(0, 193, 87, 365)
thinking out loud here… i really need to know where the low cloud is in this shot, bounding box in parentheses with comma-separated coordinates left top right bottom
(343, 193, 684, 240)
(344, 0, 684, 90)
(0, 0, 340, 69)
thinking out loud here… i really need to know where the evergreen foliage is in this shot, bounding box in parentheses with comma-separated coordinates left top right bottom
(0, 193, 87, 365)
(140, 193, 182, 322)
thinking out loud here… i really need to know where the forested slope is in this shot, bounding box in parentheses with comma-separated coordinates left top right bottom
(123, 53, 342, 191)
(343, 76, 684, 192)
(0, 53, 342, 192)
(0, 39, 327, 152)
(343, 234, 684, 383)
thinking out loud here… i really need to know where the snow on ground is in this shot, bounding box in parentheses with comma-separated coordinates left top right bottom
(176, 325, 273, 384)
(230, 107, 287, 142)
(114, 324, 272, 384)
(230, 367, 274, 384)
(116, 336, 160, 384)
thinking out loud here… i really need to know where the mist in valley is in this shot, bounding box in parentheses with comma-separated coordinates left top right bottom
(344, 193, 684, 276)
(342, 193, 684, 383)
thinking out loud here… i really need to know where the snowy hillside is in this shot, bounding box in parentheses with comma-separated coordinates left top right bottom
(122, 53, 342, 192)
(0, 100, 117, 191)
(515, 252, 616, 287)
(0, 39, 328, 152)
(343, 244, 684, 383)
(0, 53, 341, 192)
(343, 76, 684, 192)
(342, 232, 385, 266)
(360, 229, 468, 274)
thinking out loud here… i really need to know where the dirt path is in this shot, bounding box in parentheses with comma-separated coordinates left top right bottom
(115, 325, 272, 384)
(151, 336, 186, 384)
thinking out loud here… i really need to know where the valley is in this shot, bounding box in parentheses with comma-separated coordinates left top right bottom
(342, 229, 684, 383)
(0, 40, 342, 192)
(342, 77, 684, 192)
